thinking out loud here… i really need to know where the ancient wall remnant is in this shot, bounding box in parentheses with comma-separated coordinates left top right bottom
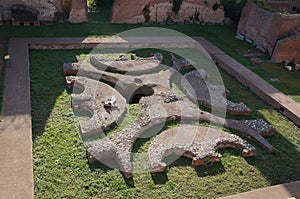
(237, 2, 300, 62)
(0, 0, 88, 23)
(272, 34, 300, 62)
(265, 0, 300, 13)
(111, 0, 227, 24)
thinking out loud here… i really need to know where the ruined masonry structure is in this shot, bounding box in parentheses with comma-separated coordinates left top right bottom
(111, 0, 228, 24)
(63, 52, 275, 178)
(237, 2, 300, 63)
(0, 0, 88, 23)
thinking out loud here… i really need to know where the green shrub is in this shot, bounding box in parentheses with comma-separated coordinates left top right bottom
(62, 2, 71, 18)
(95, 0, 114, 6)
(172, 0, 183, 14)
(212, 3, 219, 11)
(143, 5, 151, 22)
(221, 0, 247, 24)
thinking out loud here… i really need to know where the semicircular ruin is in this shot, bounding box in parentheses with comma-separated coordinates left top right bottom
(148, 125, 256, 173)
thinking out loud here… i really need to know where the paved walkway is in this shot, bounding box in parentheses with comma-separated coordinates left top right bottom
(220, 180, 300, 199)
(0, 39, 33, 199)
(0, 39, 4, 75)
(1, 37, 300, 198)
(194, 37, 300, 126)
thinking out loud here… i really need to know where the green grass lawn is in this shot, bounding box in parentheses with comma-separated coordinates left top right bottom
(30, 50, 300, 198)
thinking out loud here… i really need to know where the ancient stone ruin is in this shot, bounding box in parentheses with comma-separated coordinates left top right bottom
(0, 0, 88, 24)
(237, 2, 300, 63)
(111, 0, 229, 24)
(63, 52, 275, 178)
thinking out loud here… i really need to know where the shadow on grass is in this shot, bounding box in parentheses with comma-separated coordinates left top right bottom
(30, 49, 91, 139)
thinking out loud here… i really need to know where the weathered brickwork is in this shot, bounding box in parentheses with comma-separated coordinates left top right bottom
(111, 0, 227, 24)
(237, 2, 300, 62)
(0, 0, 87, 23)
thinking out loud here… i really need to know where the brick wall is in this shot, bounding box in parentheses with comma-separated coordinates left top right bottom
(111, 0, 226, 24)
(0, 0, 87, 23)
(237, 2, 300, 60)
(272, 35, 300, 62)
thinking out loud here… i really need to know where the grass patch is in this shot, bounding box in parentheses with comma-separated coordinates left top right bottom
(31, 50, 300, 198)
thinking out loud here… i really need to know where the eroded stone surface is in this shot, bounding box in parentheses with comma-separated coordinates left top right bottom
(181, 70, 252, 116)
(90, 53, 163, 74)
(72, 77, 127, 135)
(148, 125, 256, 173)
(11, 4, 39, 22)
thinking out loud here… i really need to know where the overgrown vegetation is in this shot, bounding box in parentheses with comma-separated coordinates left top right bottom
(62, 2, 72, 18)
(30, 49, 300, 198)
(87, 0, 114, 22)
(143, 4, 151, 22)
(172, 0, 184, 14)
(212, 3, 219, 11)
(221, 0, 247, 23)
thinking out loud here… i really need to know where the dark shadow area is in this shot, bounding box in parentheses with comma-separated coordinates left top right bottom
(151, 172, 169, 184)
(30, 49, 91, 139)
(194, 162, 225, 177)
(121, 173, 135, 188)
(88, 159, 114, 173)
(129, 85, 154, 104)
(88, 0, 115, 23)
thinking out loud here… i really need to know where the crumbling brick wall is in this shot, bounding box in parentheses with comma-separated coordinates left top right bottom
(0, 0, 88, 23)
(272, 35, 300, 62)
(237, 2, 300, 62)
(111, 0, 226, 24)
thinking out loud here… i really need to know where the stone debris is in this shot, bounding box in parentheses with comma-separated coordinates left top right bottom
(245, 38, 253, 44)
(148, 125, 256, 173)
(181, 70, 252, 116)
(103, 96, 117, 108)
(256, 45, 268, 54)
(251, 57, 262, 64)
(235, 34, 245, 40)
(285, 65, 293, 71)
(244, 119, 274, 136)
